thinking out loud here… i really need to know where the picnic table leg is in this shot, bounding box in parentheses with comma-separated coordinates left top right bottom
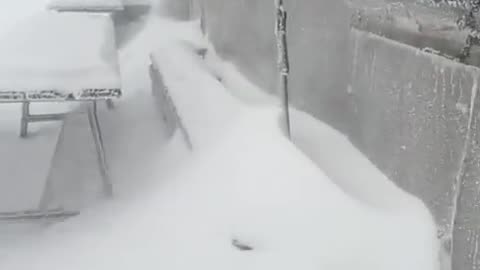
(20, 102, 30, 137)
(106, 99, 115, 110)
(38, 122, 67, 211)
(87, 101, 113, 197)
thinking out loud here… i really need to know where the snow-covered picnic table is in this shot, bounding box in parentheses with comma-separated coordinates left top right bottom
(0, 11, 121, 215)
(48, 0, 124, 12)
(0, 12, 121, 102)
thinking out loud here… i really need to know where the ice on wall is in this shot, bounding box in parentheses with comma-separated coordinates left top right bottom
(349, 29, 473, 236)
(348, 25, 480, 270)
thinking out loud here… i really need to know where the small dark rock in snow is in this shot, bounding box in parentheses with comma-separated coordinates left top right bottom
(232, 239, 254, 251)
(195, 48, 208, 58)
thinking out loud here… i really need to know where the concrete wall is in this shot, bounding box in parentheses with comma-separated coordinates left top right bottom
(174, 0, 480, 269)
(159, 0, 191, 20)
(349, 31, 480, 270)
(201, 0, 277, 94)
(201, 0, 353, 133)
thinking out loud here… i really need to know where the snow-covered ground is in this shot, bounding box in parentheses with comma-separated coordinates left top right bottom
(0, 1, 444, 270)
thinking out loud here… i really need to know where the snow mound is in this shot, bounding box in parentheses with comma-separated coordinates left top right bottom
(0, 107, 441, 270)
(203, 39, 446, 269)
(291, 109, 429, 211)
(203, 39, 440, 213)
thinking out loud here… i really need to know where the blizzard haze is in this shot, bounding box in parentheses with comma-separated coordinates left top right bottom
(0, 1, 446, 270)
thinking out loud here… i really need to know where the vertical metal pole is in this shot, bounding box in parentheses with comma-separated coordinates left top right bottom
(280, 72, 291, 137)
(275, 0, 291, 139)
(20, 101, 30, 138)
(199, 0, 206, 36)
(87, 101, 113, 197)
(189, 0, 194, 20)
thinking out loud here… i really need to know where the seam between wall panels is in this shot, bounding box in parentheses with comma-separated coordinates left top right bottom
(450, 71, 479, 267)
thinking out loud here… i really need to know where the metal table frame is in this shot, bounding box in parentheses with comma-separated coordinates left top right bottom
(0, 88, 120, 221)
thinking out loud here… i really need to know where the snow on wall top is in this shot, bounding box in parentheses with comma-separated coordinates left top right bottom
(0, 12, 121, 98)
(350, 0, 470, 62)
(48, 0, 124, 12)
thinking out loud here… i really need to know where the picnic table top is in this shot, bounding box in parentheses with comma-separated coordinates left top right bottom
(48, 0, 124, 12)
(0, 11, 121, 102)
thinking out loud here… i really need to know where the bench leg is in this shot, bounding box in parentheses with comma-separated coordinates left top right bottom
(87, 101, 113, 197)
(20, 102, 30, 138)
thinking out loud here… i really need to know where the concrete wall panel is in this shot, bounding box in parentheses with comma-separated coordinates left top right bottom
(190, 0, 480, 268)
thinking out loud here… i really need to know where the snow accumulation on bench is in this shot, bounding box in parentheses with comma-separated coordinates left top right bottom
(150, 46, 243, 149)
(0, 12, 121, 101)
(48, 0, 124, 12)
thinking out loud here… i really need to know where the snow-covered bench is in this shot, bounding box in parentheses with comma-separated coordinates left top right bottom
(149, 42, 241, 150)
(0, 12, 121, 219)
(149, 56, 192, 150)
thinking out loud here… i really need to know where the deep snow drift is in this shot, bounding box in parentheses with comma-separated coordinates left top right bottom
(0, 3, 443, 270)
(0, 109, 441, 270)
